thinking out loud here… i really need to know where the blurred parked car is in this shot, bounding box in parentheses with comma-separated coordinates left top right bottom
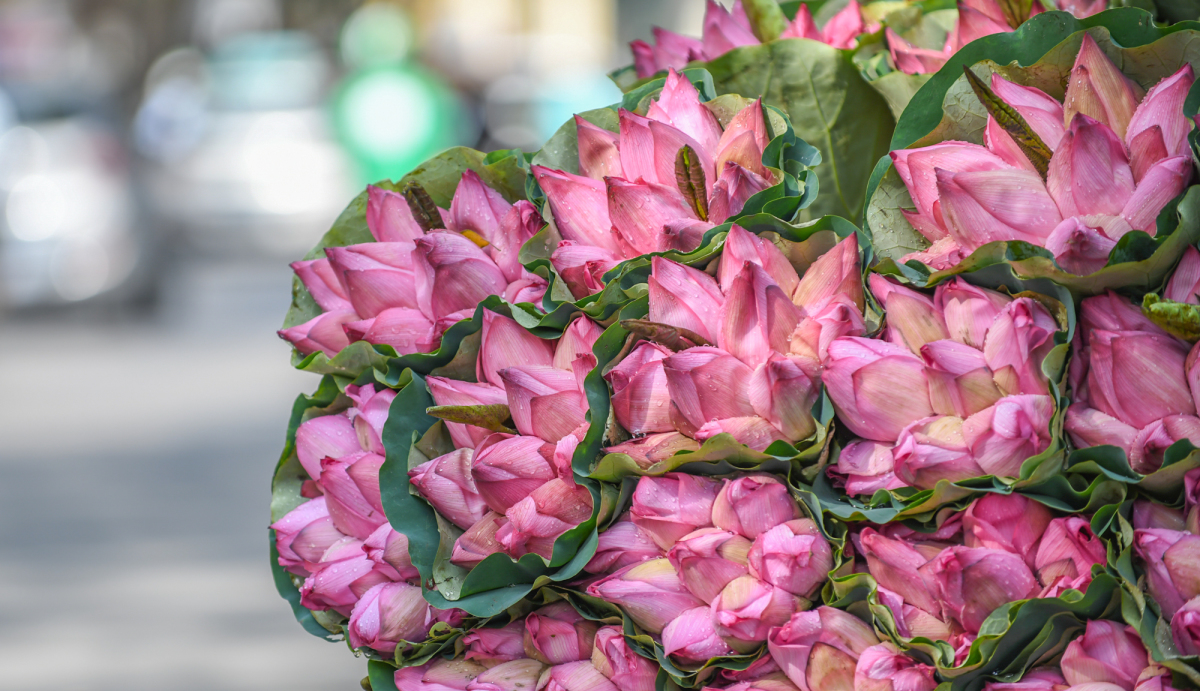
(135, 31, 358, 258)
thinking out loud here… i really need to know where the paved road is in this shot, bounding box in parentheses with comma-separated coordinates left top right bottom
(0, 260, 366, 690)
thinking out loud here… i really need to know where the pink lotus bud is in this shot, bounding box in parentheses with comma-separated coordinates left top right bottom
(366, 184, 427, 243)
(396, 659, 489, 691)
(964, 493, 1052, 568)
(1129, 415, 1200, 475)
(426, 376, 510, 450)
(663, 346, 756, 436)
(538, 661, 620, 691)
(767, 607, 880, 691)
(982, 298, 1058, 396)
(532, 166, 621, 256)
(1064, 404, 1138, 455)
(575, 115, 622, 180)
(551, 242, 620, 300)
(466, 658, 547, 691)
(299, 536, 387, 614)
(413, 232, 508, 322)
(922, 546, 1040, 633)
(853, 644, 938, 691)
(648, 257, 725, 346)
(499, 365, 587, 443)
(607, 175, 699, 256)
(554, 317, 603, 371)
(447, 170, 511, 244)
(1047, 113, 1135, 222)
(605, 432, 701, 469)
(1061, 619, 1148, 690)
(868, 275, 949, 355)
(522, 602, 598, 665)
(710, 163, 771, 223)
(702, 0, 759, 57)
(748, 519, 833, 599)
(606, 342, 674, 435)
(834, 440, 903, 496)
(592, 625, 658, 691)
(410, 448, 489, 530)
(1063, 34, 1140, 141)
(719, 225, 800, 296)
(586, 558, 705, 634)
(1132, 501, 1186, 532)
(1045, 218, 1120, 276)
(824, 337, 934, 442)
(874, 586, 952, 641)
(662, 605, 734, 663)
(793, 236, 864, 317)
(961, 394, 1056, 479)
(362, 523, 419, 582)
(323, 243, 419, 317)
(1084, 328, 1193, 430)
(451, 511, 507, 569)
(470, 434, 556, 513)
(935, 277, 1012, 350)
(695, 415, 791, 451)
(886, 28, 950, 75)
(720, 262, 802, 368)
(649, 69, 724, 160)
(711, 575, 803, 644)
(1129, 65, 1195, 162)
(487, 199, 544, 282)
(629, 472, 722, 549)
(1172, 596, 1200, 656)
(586, 515, 664, 575)
(462, 621, 527, 665)
(668, 527, 753, 603)
(498, 478, 593, 559)
(893, 416, 982, 489)
(477, 310, 556, 388)
(921, 340, 1003, 418)
(716, 676, 805, 691)
(983, 668, 1068, 691)
(292, 257, 353, 313)
(1165, 247, 1200, 304)
(1033, 517, 1107, 591)
(936, 164, 1063, 253)
(1137, 529, 1200, 619)
(344, 307, 439, 354)
(713, 474, 801, 540)
(347, 581, 434, 654)
(890, 142, 1011, 243)
(318, 452, 386, 540)
(345, 383, 394, 453)
(272, 497, 341, 576)
(858, 528, 939, 615)
(279, 310, 358, 358)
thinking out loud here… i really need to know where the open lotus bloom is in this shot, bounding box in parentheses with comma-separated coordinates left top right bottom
(890, 35, 1195, 274)
(602, 228, 863, 455)
(279, 170, 548, 358)
(826, 276, 1060, 492)
(1065, 292, 1200, 474)
(630, 0, 876, 80)
(407, 312, 601, 569)
(538, 71, 790, 300)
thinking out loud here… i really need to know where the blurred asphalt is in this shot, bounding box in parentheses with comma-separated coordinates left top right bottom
(0, 260, 366, 690)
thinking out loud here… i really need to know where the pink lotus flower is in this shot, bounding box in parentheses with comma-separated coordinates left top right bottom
(425, 377, 509, 450)
(476, 309, 557, 388)
(606, 342, 674, 435)
(662, 605, 735, 663)
(462, 621, 527, 665)
(747, 519, 833, 599)
(497, 478, 593, 559)
(395, 659, 489, 691)
(363, 523, 420, 583)
(922, 545, 1040, 633)
(824, 337, 934, 442)
(299, 536, 391, 616)
(592, 626, 658, 691)
(409, 448, 489, 531)
(713, 474, 802, 540)
(630, 473, 723, 550)
(465, 659, 547, 691)
(1061, 620, 1148, 690)
(668, 527, 753, 603)
(499, 365, 588, 443)
(890, 39, 1194, 274)
(1033, 517, 1106, 593)
(346, 581, 436, 654)
(1165, 246, 1200, 304)
(833, 440, 905, 496)
(711, 575, 804, 644)
(451, 511, 508, 569)
(767, 607, 881, 691)
(522, 602, 599, 665)
(1134, 528, 1200, 620)
(854, 643, 939, 691)
(983, 668, 1069, 691)
(586, 558, 705, 634)
(858, 528, 941, 617)
(963, 493, 1052, 568)
(604, 432, 702, 468)
(281, 172, 547, 359)
(585, 514, 664, 575)
(272, 496, 342, 577)
(470, 433, 557, 514)
(538, 661, 621, 691)
(1172, 596, 1200, 656)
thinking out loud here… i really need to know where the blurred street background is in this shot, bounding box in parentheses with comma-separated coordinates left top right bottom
(0, 0, 713, 689)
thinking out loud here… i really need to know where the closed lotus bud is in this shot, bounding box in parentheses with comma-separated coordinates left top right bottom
(792, 236, 864, 316)
(345, 383, 394, 454)
(363, 523, 419, 583)
(749, 354, 819, 441)
(477, 310, 556, 387)
(767, 607, 880, 691)
(718, 676, 804, 691)
(279, 311, 357, 358)
(711, 575, 804, 645)
(410, 448, 490, 530)
(668, 527, 753, 603)
(935, 278, 1012, 350)
(1064, 404, 1139, 456)
(873, 586, 952, 642)
(451, 511, 508, 569)
(537, 661, 620, 691)
(1172, 596, 1200, 656)
(662, 346, 756, 437)
(396, 660, 488, 691)
(426, 377, 510, 450)
(489, 199, 543, 282)
(585, 515, 664, 575)
(498, 478, 594, 560)
(961, 395, 1056, 479)
(648, 257, 725, 345)
(365, 184, 426, 242)
(271, 497, 341, 576)
(318, 452, 386, 540)
(1165, 246, 1200, 305)
(1129, 415, 1200, 476)
(551, 241, 620, 300)
(824, 337, 934, 442)
(709, 163, 771, 224)
(462, 621, 527, 665)
(869, 275, 949, 355)
(591, 626, 658, 691)
(606, 342, 674, 435)
(294, 413, 361, 481)
(921, 546, 1040, 633)
(347, 581, 434, 654)
(522, 602, 598, 665)
(1133, 666, 1182, 691)
(1034, 517, 1107, 590)
(920, 340, 1003, 418)
(719, 261, 802, 368)
(982, 298, 1058, 397)
(713, 474, 801, 540)
(853, 644, 937, 691)
(466, 658, 548, 691)
(892, 415, 980, 489)
(983, 668, 1068, 691)
(789, 294, 867, 372)
(605, 432, 701, 469)
(719, 225, 801, 296)
(662, 606, 734, 663)
(630, 473, 723, 550)
(1085, 328, 1194, 431)
(695, 415, 790, 451)
(1061, 619, 1148, 690)
(1132, 501, 1186, 532)
(299, 537, 387, 615)
(1135, 529, 1200, 619)
(964, 493, 1052, 569)
(411, 231, 507, 323)
(586, 558, 705, 634)
(499, 365, 588, 443)
(858, 528, 939, 615)
(748, 519, 833, 599)
(471, 434, 557, 514)
(834, 440, 902, 496)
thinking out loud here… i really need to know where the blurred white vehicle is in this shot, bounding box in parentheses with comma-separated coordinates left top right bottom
(135, 32, 358, 258)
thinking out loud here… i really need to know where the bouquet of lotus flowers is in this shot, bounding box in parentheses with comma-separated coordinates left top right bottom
(262, 2, 1200, 690)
